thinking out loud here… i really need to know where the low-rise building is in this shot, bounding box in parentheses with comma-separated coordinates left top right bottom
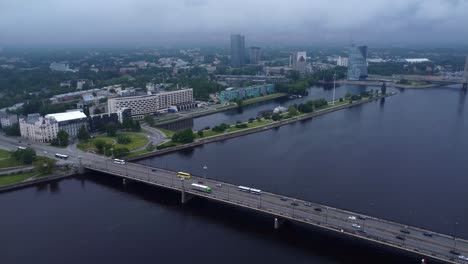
(0, 113, 18, 128)
(219, 84, 275, 103)
(107, 89, 194, 119)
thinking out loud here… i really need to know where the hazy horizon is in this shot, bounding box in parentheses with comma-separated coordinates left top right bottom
(1, 0, 468, 47)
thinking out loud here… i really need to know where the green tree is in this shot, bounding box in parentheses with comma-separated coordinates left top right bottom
(172, 128, 195, 143)
(117, 135, 132, 144)
(132, 120, 141, 132)
(35, 158, 56, 175)
(113, 147, 130, 158)
(77, 125, 90, 141)
(197, 130, 204, 137)
(13, 148, 36, 164)
(144, 115, 155, 126)
(122, 117, 134, 130)
(287, 106, 299, 117)
(106, 123, 117, 137)
(339, 97, 344, 102)
(271, 113, 282, 121)
(51, 130, 69, 147)
(235, 98, 244, 107)
(3, 123, 21, 136)
(94, 139, 106, 153)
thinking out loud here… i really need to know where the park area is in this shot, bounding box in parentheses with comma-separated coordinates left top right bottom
(77, 133, 149, 157)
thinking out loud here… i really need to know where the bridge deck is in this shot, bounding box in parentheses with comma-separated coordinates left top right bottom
(83, 158, 468, 264)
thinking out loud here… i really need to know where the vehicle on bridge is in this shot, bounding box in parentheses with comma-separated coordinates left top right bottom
(238, 186, 262, 195)
(177, 171, 191, 179)
(114, 159, 125, 165)
(191, 183, 212, 193)
(17, 146, 26, 150)
(55, 153, 68, 159)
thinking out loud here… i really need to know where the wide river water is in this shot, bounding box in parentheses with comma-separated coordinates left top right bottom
(2, 85, 467, 264)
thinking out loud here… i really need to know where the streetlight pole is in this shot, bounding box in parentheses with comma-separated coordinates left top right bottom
(453, 221, 459, 250)
(203, 165, 208, 179)
(332, 73, 337, 105)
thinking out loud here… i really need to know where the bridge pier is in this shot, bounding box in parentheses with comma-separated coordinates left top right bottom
(77, 157, 85, 175)
(180, 179, 193, 204)
(274, 218, 285, 230)
(463, 82, 467, 91)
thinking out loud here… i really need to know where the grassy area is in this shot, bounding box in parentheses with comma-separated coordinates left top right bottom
(77, 133, 149, 152)
(157, 128, 175, 138)
(0, 149, 23, 169)
(0, 171, 36, 186)
(0, 149, 11, 159)
(243, 93, 287, 105)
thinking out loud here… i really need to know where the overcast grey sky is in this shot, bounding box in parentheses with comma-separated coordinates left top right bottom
(0, 0, 467, 46)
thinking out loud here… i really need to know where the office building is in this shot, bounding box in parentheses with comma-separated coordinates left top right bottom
(249, 47, 262, 64)
(292, 52, 307, 74)
(45, 110, 89, 137)
(337, 56, 349, 67)
(347, 45, 368, 80)
(88, 108, 131, 132)
(231, 34, 245, 67)
(219, 84, 275, 103)
(0, 113, 18, 128)
(19, 114, 59, 143)
(107, 89, 194, 119)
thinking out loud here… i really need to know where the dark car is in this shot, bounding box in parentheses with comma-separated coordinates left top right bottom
(151, 169, 157, 172)
(450, 250, 461, 255)
(396, 235, 405, 241)
(423, 232, 433, 237)
(358, 216, 367, 220)
(400, 229, 410, 234)
(291, 202, 299, 206)
(280, 197, 288, 201)
(357, 229, 367, 234)
(314, 208, 322, 212)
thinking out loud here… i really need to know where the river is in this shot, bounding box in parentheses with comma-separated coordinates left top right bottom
(1, 85, 467, 264)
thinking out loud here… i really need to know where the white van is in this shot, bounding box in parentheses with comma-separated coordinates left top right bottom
(113, 159, 125, 165)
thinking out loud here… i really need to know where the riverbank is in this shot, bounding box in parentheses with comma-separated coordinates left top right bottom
(154, 93, 288, 127)
(0, 171, 76, 193)
(128, 92, 396, 161)
(338, 80, 437, 89)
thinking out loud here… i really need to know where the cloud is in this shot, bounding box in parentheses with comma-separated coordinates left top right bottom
(0, 0, 467, 46)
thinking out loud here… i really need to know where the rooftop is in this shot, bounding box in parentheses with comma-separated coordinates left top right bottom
(45, 111, 87, 122)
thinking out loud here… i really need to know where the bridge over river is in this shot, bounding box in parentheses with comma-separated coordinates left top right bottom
(80, 157, 468, 264)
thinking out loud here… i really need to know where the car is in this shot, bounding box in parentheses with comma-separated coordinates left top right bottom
(18, 140, 21, 143)
(450, 250, 461, 255)
(423, 232, 433, 237)
(459, 255, 468, 260)
(151, 169, 157, 172)
(357, 229, 367, 234)
(27, 143, 31, 146)
(396, 235, 405, 241)
(303, 202, 312, 207)
(291, 202, 299, 206)
(198, 181, 204, 184)
(280, 197, 288, 201)
(357, 216, 367, 220)
(400, 229, 410, 234)
(216, 183, 222, 188)
(348, 216, 357, 221)
(113, 159, 125, 165)
(314, 208, 322, 212)
(352, 224, 361, 229)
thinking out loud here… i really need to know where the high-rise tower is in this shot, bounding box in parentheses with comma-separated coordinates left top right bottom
(230, 34, 245, 68)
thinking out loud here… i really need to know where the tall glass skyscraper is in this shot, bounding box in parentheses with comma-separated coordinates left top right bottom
(347, 45, 368, 80)
(231, 34, 245, 68)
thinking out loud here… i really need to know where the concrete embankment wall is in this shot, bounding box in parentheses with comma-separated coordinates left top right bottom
(128, 94, 394, 162)
(0, 172, 76, 193)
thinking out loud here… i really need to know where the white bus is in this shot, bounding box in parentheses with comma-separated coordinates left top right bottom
(238, 186, 250, 192)
(55, 153, 68, 159)
(249, 188, 262, 195)
(191, 183, 212, 193)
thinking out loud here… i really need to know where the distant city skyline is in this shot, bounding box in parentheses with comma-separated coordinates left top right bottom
(1, 0, 468, 46)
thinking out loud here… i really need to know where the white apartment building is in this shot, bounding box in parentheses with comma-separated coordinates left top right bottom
(0, 113, 18, 128)
(108, 89, 194, 119)
(19, 114, 59, 143)
(45, 111, 88, 137)
(337, 56, 349, 67)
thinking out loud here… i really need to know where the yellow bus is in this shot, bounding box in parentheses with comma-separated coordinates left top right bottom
(177, 172, 191, 179)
